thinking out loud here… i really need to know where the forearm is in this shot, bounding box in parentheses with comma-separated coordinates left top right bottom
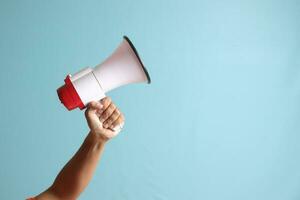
(37, 132, 106, 200)
(35, 98, 124, 200)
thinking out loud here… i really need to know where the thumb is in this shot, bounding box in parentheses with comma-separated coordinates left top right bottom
(85, 101, 103, 130)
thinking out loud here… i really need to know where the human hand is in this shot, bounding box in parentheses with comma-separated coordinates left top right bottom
(85, 97, 125, 141)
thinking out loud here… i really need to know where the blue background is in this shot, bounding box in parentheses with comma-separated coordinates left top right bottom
(0, 0, 300, 199)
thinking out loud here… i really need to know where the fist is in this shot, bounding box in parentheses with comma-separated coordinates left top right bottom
(85, 97, 125, 140)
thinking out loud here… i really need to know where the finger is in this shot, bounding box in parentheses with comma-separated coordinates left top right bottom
(97, 97, 111, 116)
(110, 114, 125, 129)
(100, 97, 112, 110)
(88, 101, 103, 110)
(99, 102, 116, 123)
(103, 109, 121, 128)
(85, 102, 104, 130)
(85, 101, 103, 117)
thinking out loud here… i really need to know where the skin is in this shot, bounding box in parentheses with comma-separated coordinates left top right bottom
(33, 97, 125, 200)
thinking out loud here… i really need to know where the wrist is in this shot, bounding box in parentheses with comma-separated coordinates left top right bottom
(88, 131, 109, 144)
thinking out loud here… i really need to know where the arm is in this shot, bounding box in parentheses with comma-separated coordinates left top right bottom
(35, 97, 125, 200)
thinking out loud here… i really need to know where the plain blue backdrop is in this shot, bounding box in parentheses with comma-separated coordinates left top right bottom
(0, 0, 300, 199)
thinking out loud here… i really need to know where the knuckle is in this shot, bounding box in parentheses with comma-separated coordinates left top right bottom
(111, 113, 116, 119)
(112, 116, 118, 122)
(112, 119, 119, 126)
(114, 110, 120, 118)
(117, 120, 122, 125)
(108, 106, 115, 114)
(90, 101, 97, 108)
(110, 103, 116, 110)
(115, 108, 120, 115)
(118, 117, 123, 123)
(105, 97, 112, 104)
(101, 97, 109, 106)
(120, 114, 125, 121)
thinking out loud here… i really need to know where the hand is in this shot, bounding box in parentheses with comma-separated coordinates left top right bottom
(85, 97, 125, 141)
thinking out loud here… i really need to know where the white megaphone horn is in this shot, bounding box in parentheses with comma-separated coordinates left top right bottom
(57, 36, 151, 111)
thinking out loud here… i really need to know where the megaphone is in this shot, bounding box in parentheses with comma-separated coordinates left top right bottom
(57, 36, 151, 111)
